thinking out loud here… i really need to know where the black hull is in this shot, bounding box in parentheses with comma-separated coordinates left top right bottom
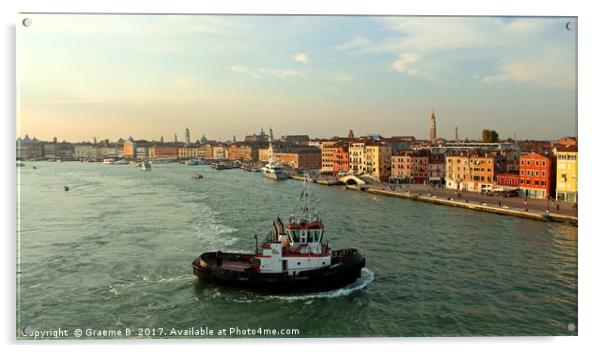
(192, 249, 366, 294)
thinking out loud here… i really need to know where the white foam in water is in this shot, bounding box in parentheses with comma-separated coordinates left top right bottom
(271, 268, 375, 301)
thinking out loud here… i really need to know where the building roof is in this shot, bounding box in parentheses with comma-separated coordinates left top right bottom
(555, 144, 578, 153)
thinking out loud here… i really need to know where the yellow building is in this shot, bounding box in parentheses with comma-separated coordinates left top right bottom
(363, 143, 391, 181)
(555, 145, 578, 202)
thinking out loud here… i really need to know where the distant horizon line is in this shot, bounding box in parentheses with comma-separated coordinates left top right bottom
(16, 133, 576, 144)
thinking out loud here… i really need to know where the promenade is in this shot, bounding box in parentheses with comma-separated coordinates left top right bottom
(289, 173, 578, 225)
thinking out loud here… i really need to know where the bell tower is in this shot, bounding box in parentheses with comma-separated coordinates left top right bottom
(429, 110, 437, 141)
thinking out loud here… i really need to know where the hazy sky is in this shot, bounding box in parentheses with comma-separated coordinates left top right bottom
(18, 15, 577, 142)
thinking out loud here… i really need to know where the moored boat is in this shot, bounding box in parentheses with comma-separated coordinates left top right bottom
(261, 135, 289, 180)
(192, 175, 366, 293)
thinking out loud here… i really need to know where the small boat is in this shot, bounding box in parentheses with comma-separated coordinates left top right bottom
(32, 166, 37, 170)
(186, 159, 200, 166)
(64, 186, 69, 191)
(102, 158, 115, 165)
(17, 162, 25, 167)
(141, 161, 151, 171)
(113, 159, 129, 165)
(192, 175, 366, 293)
(191, 173, 203, 179)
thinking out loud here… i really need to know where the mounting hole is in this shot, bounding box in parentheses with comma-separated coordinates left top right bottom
(22, 18, 32, 27)
(565, 21, 575, 31)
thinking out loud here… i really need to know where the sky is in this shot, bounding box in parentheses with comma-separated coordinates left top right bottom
(17, 14, 577, 142)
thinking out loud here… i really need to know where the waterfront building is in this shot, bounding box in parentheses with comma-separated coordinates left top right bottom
(227, 143, 258, 161)
(123, 136, 136, 158)
(446, 153, 495, 191)
(519, 152, 555, 199)
(97, 144, 122, 158)
(149, 145, 179, 159)
(178, 144, 204, 159)
(16, 135, 43, 160)
(321, 143, 349, 175)
(74, 143, 97, 159)
(363, 143, 392, 181)
(391, 151, 429, 183)
(274, 146, 321, 170)
(496, 172, 520, 187)
(428, 153, 446, 184)
(349, 141, 366, 174)
(212, 144, 228, 160)
(554, 145, 578, 202)
(429, 111, 437, 142)
(43, 142, 75, 160)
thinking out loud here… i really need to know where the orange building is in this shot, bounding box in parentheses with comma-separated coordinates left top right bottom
(227, 143, 257, 161)
(445, 153, 495, 191)
(391, 151, 429, 183)
(149, 146, 179, 159)
(321, 143, 349, 175)
(123, 137, 136, 158)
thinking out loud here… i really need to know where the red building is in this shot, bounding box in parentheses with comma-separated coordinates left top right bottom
(496, 172, 520, 187)
(321, 143, 349, 175)
(519, 152, 555, 199)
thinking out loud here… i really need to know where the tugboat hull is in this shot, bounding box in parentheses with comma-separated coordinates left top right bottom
(193, 249, 366, 293)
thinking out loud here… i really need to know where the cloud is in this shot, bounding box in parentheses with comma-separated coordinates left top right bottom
(480, 55, 575, 89)
(391, 52, 421, 75)
(230, 65, 300, 79)
(480, 64, 534, 84)
(292, 52, 309, 64)
(335, 17, 575, 88)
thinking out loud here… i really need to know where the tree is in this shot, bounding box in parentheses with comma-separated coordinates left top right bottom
(481, 129, 499, 143)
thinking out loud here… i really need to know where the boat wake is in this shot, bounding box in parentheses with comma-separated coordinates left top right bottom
(271, 268, 375, 301)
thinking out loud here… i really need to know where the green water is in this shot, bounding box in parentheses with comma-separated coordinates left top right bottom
(17, 162, 577, 338)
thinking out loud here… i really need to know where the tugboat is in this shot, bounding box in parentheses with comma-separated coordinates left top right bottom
(192, 175, 366, 293)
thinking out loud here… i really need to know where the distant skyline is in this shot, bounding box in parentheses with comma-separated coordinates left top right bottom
(18, 15, 577, 141)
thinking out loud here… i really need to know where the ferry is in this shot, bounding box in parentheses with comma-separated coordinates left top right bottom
(192, 176, 366, 293)
(211, 161, 237, 170)
(261, 137, 289, 180)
